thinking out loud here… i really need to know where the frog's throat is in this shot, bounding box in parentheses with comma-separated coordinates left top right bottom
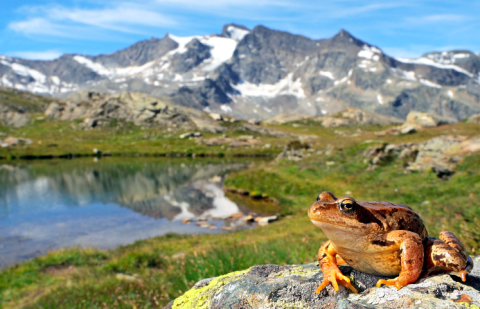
(310, 219, 371, 235)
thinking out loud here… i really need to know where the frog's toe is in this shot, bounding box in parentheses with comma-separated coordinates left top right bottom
(376, 278, 408, 289)
(316, 268, 358, 294)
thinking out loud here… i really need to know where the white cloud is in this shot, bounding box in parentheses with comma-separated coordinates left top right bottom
(8, 50, 62, 60)
(9, 3, 177, 38)
(406, 14, 469, 24)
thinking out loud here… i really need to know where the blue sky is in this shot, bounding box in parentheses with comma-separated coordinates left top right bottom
(1, 0, 479, 60)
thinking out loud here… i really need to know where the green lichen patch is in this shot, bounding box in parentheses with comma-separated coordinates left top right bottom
(172, 269, 249, 309)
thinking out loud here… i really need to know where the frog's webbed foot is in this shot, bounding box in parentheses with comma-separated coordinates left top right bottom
(376, 277, 409, 290)
(316, 264, 358, 294)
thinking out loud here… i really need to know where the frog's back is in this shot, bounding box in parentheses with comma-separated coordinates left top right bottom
(357, 200, 428, 238)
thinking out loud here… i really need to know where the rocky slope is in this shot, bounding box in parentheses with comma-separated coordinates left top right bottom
(1, 24, 480, 122)
(165, 256, 480, 308)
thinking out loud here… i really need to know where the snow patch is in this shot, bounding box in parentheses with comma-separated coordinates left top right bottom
(226, 26, 249, 41)
(201, 36, 237, 71)
(321, 110, 327, 115)
(419, 79, 442, 88)
(391, 68, 416, 81)
(377, 94, 383, 105)
(358, 44, 381, 61)
(334, 76, 347, 86)
(50, 76, 60, 85)
(262, 106, 272, 113)
(395, 57, 473, 77)
(316, 97, 325, 102)
(386, 79, 392, 84)
(447, 90, 454, 98)
(73, 56, 110, 76)
(232, 73, 305, 98)
(220, 104, 232, 112)
(167, 34, 202, 54)
(319, 71, 335, 80)
(0, 60, 46, 83)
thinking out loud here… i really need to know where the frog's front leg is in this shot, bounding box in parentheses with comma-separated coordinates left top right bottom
(376, 230, 424, 289)
(316, 240, 358, 294)
(424, 231, 473, 281)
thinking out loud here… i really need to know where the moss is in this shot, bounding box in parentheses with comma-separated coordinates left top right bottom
(172, 269, 248, 309)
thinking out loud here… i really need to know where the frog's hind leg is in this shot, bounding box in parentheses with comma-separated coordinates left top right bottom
(423, 231, 473, 282)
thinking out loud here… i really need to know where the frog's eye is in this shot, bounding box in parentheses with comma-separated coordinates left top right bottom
(339, 200, 356, 214)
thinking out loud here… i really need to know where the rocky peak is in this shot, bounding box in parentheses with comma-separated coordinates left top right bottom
(329, 29, 365, 48)
(220, 24, 250, 41)
(91, 34, 178, 68)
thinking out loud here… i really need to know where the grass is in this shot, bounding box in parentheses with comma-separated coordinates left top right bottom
(1, 102, 480, 307)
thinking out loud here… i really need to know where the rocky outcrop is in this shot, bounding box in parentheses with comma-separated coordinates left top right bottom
(165, 256, 480, 308)
(318, 109, 402, 128)
(44, 91, 225, 133)
(0, 104, 30, 128)
(263, 113, 312, 125)
(363, 135, 480, 177)
(467, 114, 480, 125)
(375, 110, 448, 136)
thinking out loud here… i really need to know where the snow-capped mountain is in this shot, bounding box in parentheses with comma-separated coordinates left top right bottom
(1, 24, 480, 122)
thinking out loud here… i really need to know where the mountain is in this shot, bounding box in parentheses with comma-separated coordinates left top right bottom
(1, 24, 480, 122)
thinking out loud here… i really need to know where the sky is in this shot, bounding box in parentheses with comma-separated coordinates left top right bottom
(1, 0, 479, 61)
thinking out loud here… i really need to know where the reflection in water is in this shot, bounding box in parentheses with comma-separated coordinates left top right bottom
(0, 158, 254, 268)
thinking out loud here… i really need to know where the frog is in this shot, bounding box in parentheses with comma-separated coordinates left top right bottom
(308, 191, 473, 294)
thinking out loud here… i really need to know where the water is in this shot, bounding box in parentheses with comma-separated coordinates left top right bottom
(0, 158, 259, 267)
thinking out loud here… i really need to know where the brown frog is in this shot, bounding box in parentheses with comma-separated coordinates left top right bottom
(308, 191, 473, 293)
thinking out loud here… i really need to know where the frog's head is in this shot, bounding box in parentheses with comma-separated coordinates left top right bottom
(308, 191, 377, 238)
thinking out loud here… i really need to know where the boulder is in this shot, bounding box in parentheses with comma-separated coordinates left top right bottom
(166, 256, 480, 309)
(467, 114, 480, 125)
(319, 109, 402, 128)
(263, 113, 311, 125)
(0, 111, 30, 128)
(405, 111, 440, 128)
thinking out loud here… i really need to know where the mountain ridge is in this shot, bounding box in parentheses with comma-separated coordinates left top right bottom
(1, 24, 480, 122)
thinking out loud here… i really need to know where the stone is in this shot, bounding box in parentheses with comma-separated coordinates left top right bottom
(248, 119, 261, 125)
(180, 132, 203, 139)
(166, 256, 480, 309)
(467, 114, 480, 125)
(263, 113, 311, 125)
(400, 125, 417, 134)
(256, 215, 278, 226)
(209, 113, 224, 121)
(0, 111, 30, 128)
(405, 111, 439, 128)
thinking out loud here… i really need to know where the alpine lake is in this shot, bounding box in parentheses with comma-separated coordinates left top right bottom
(0, 157, 275, 268)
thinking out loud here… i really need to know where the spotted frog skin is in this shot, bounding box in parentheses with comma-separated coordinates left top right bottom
(308, 191, 473, 293)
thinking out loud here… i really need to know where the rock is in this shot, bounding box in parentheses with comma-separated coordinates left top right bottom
(209, 113, 224, 121)
(116, 273, 142, 283)
(180, 132, 202, 139)
(467, 114, 480, 124)
(405, 111, 440, 128)
(0, 111, 30, 128)
(321, 116, 353, 128)
(248, 119, 260, 125)
(400, 125, 416, 134)
(45, 102, 64, 118)
(256, 215, 278, 226)
(319, 109, 402, 128)
(181, 218, 192, 224)
(263, 113, 311, 125)
(166, 256, 480, 309)
(2, 137, 32, 147)
(82, 117, 98, 128)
